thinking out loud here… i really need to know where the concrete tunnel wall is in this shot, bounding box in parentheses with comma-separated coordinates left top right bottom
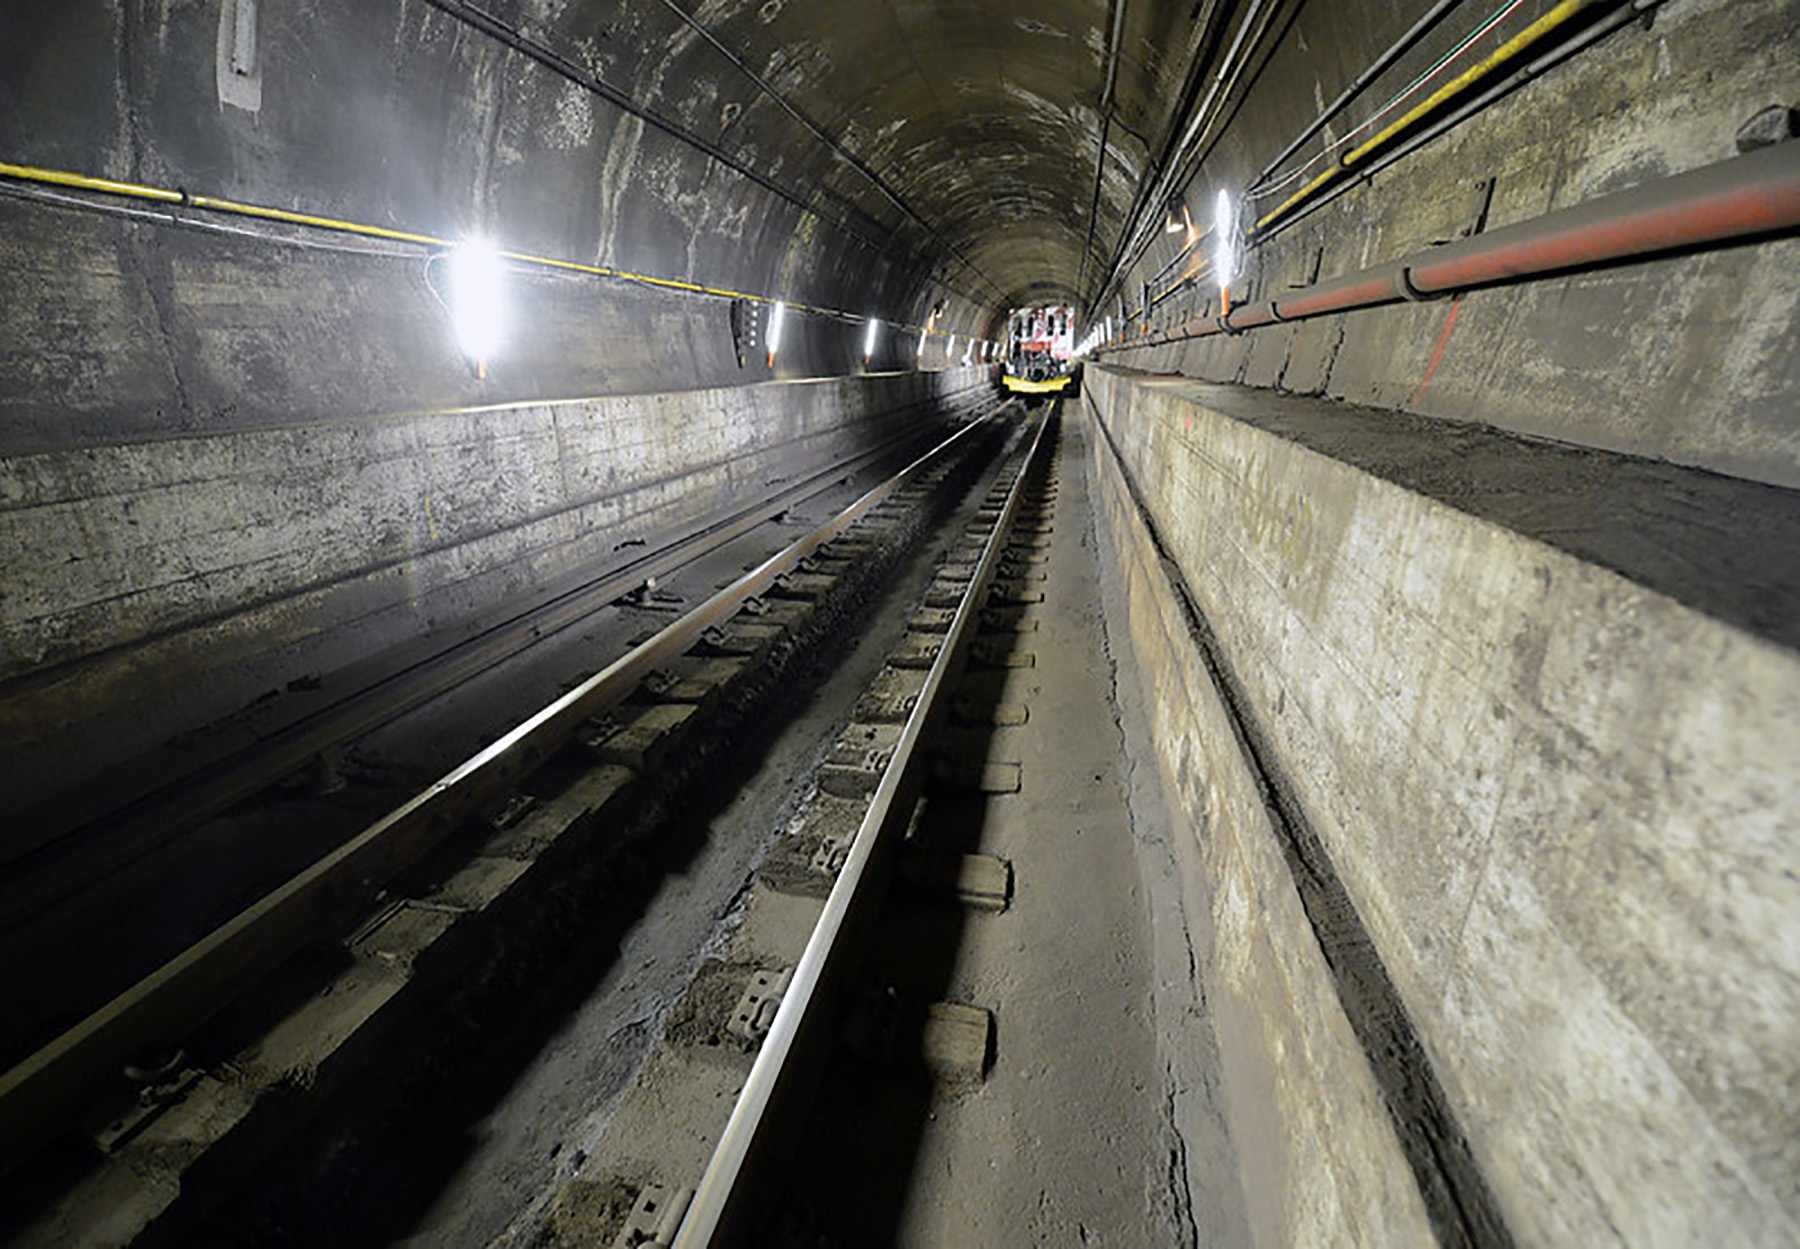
(0, 1, 998, 811)
(1084, 367, 1800, 1245)
(1079, 2, 1800, 1241)
(1105, 0, 1800, 487)
(0, 2, 996, 446)
(2, 0, 1798, 1243)
(0, 368, 986, 820)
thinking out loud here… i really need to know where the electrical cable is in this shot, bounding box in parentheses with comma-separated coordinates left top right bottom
(1089, 0, 1277, 313)
(417, 0, 986, 311)
(1252, 0, 1661, 244)
(1254, 0, 1614, 233)
(0, 182, 421, 261)
(1096, 0, 1303, 321)
(0, 159, 973, 343)
(1249, 0, 1531, 201)
(1247, 0, 1467, 196)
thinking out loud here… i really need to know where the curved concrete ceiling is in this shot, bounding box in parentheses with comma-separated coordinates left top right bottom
(10, 0, 1788, 464)
(527, 0, 1215, 311)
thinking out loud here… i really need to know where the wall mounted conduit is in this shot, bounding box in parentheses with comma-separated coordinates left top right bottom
(0, 160, 969, 344)
(1251, 0, 1664, 245)
(1252, 0, 1623, 237)
(1247, 0, 1469, 199)
(1099, 140, 1800, 352)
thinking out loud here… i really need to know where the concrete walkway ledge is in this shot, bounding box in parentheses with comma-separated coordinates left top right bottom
(1084, 365, 1800, 1246)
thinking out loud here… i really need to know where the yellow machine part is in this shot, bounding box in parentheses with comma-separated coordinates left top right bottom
(1002, 373, 1073, 394)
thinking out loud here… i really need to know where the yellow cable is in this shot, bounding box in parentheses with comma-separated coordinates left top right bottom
(0, 160, 184, 204)
(186, 192, 447, 246)
(1255, 0, 1599, 233)
(0, 159, 949, 335)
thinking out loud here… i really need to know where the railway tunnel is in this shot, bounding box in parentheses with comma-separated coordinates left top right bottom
(2, 0, 1798, 1244)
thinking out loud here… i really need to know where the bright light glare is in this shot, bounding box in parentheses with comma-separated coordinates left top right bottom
(448, 238, 506, 362)
(768, 301, 787, 358)
(962, 339, 974, 366)
(864, 318, 879, 359)
(1214, 190, 1236, 291)
(917, 329, 928, 358)
(947, 334, 956, 359)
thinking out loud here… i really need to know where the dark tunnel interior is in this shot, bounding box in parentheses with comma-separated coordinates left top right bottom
(1, 1, 1797, 1244)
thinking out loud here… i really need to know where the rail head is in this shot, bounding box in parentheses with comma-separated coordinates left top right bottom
(674, 404, 1056, 1246)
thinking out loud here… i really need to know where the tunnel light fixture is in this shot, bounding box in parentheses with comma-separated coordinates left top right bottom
(917, 328, 928, 360)
(767, 300, 787, 365)
(864, 317, 879, 361)
(1215, 189, 1237, 305)
(947, 333, 956, 360)
(962, 339, 974, 366)
(447, 238, 506, 376)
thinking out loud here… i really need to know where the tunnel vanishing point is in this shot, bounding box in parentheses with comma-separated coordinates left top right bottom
(1, 1, 1799, 1245)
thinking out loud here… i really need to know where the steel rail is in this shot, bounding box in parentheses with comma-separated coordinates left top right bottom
(1100, 141, 1800, 352)
(0, 401, 1013, 1177)
(675, 406, 1056, 1246)
(0, 406, 962, 930)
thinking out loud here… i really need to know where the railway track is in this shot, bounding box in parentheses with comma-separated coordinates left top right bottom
(668, 407, 1059, 1246)
(0, 400, 972, 940)
(0, 387, 991, 1088)
(1, 394, 1059, 1246)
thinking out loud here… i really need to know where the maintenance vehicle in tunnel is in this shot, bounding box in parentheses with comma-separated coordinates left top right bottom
(1000, 304, 1081, 398)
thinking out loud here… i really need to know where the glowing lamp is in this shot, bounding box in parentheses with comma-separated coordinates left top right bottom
(767, 300, 787, 364)
(447, 238, 506, 373)
(1214, 189, 1237, 298)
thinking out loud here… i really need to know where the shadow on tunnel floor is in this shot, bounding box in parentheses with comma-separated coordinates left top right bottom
(753, 663, 1014, 1244)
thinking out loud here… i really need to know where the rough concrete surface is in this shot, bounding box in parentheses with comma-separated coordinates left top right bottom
(1, 0, 1794, 1242)
(0, 368, 983, 826)
(781, 411, 1246, 1246)
(1085, 366, 1800, 1245)
(1085, 397, 1438, 1247)
(1115, 0, 1800, 486)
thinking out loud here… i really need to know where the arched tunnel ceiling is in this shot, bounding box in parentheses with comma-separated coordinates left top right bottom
(530, 0, 1213, 311)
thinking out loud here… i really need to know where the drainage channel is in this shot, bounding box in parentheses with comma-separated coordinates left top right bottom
(0, 401, 1023, 1247)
